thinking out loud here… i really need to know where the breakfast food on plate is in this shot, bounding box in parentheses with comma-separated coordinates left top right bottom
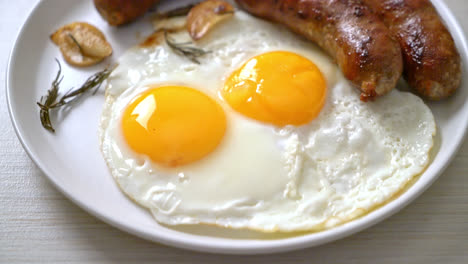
(234, 0, 403, 101)
(51, 22, 112, 67)
(186, 0, 235, 41)
(39, 0, 453, 232)
(362, 0, 462, 100)
(94, 0, 160, 26)
(99, 9, 436, 232)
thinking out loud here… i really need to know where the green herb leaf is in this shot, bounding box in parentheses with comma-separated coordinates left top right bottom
(37, 59, 114, 132)
(154, 4, 196, 19)
(164, 31, 210, 64)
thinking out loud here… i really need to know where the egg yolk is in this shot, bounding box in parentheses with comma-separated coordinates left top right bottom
(122, 86, 226, 167)
(222, 51, 327, 126)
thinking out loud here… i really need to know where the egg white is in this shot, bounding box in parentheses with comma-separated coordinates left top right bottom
(99, 11, 436, 232)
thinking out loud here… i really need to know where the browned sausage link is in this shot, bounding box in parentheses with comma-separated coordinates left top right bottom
(363, 0, 461, 100)
(235, 0, 403, 101)
(94, 0, 160, 26)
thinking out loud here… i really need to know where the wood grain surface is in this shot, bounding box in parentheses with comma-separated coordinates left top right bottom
(1, 0, 467, 263)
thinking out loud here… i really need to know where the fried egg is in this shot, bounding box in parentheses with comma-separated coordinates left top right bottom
(99, 11, 436, 232)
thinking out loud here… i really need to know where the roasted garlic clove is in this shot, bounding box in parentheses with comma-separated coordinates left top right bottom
(152, 16, 187, 33)
(186, 0, 234, 41)
(51, 22, 112, 67)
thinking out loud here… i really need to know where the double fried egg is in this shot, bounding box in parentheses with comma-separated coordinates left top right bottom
(99, 11, 436, 232)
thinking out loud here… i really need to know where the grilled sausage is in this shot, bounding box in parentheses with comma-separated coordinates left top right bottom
(235, 0, 403, 101)
(362, 0, 461, 100)
(94, 0, 160, 26)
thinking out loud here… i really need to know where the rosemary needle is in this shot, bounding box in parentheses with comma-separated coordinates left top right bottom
(164, 31, 210, 64)
(37, 59, 114, 132)
(67, 33, 83, 54)
(154, 4, 196, 19)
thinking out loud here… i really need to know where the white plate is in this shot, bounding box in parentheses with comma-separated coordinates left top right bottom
(6, 0, 468, 255)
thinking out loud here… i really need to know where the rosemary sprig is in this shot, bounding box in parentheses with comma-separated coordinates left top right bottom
(164, 31, 210, 64)
(37, 59, 114, 132)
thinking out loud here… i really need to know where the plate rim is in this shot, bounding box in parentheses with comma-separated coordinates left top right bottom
(6, 0, 468, 255)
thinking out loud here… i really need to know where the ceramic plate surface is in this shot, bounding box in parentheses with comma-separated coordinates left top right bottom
(6, 0, 468, 254)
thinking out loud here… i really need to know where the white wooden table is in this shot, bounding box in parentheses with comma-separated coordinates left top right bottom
(1, 0, 467, 263)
